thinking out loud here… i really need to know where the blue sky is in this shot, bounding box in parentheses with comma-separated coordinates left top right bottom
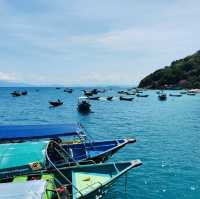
(0, 0, 200, 85)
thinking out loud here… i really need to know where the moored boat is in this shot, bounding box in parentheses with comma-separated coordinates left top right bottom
(158, 93, 167, 101)
(0, 160, 142, 199)
(49, 99, 64, 107)
(0, 139, 136, 177)
(169, 94, 182, 97)
(77, 97, 91, 113)
(107, 96, 113, 101)
(11, 91, 21, 97)
(64, 88, 73, 93)
(21, 91, 28, 95)
(136, 94, 149, 97)
(119, 96, 134, 101)
(187, 93, 196, 96)
(89, 96, 100, 100)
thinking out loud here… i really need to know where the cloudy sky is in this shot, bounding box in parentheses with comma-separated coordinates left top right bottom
(0, 0, 200, 85)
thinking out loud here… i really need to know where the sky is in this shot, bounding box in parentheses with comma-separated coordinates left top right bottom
(0, 0, 200, 86)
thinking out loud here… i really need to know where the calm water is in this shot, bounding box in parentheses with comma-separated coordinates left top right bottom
(0, 87, 200, 199)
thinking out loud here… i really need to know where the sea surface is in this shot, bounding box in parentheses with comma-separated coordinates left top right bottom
(0, 87, 199, 199)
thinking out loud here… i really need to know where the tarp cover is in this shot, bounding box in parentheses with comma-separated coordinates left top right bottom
(0, 141, 48, 170)
(0, 124, 83, 141)
(0, 180, 47, 199)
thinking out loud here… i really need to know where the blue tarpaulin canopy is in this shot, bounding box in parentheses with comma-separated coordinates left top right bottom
(0, 124, 84, 142)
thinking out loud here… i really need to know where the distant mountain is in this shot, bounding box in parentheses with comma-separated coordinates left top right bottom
(0, 80, 31, 87)
(139, 50, 200, 89)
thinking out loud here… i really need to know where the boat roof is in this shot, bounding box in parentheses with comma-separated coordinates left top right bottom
(0, 180, 47, 199)
(0, 123, 84, 142)
(0, 141, 48, 171)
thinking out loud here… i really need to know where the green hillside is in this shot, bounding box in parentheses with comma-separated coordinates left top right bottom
(139, 50, 200, 89)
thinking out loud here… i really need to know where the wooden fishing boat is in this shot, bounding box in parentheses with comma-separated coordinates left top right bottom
(119, 96, 134, 101)
(158, 93, 167, 101)
(187, 93, 196, 96)
(64, 88, 73, 93)
(83, 90, 93, 97)
(136, 94, 149, 97)
(21, 91, 28, 95)
(107, 96, 113, 101)
(77, 97, 91, 113)
(169, 94, 182, 97)
(89, 96, 100, 100)
(0, 160, 142, 199)
(180, 91, 187, 94)
(0, 139, 136, 177)
(61, 138, 136, 163)
(10, 91, 21, 97)
(55, 160, 142, 199)
(49, 100, 64, 107)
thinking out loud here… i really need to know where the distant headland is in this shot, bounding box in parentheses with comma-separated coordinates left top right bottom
(139, 50, 200, 89)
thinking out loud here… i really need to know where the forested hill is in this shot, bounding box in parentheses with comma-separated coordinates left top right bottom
(139, 50, 200, 89)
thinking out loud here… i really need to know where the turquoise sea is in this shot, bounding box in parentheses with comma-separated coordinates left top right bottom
(0, 87, 199, 199)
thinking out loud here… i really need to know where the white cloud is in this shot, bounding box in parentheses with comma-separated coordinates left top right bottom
(0, 71, 18, 81)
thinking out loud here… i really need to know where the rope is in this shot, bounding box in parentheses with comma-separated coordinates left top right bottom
(46, 141, 83, 197)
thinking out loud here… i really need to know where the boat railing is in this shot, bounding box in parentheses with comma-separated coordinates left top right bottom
(46, 142, 84, 197)
(113, 163, 120, 173)
(77, 123, 97, 151)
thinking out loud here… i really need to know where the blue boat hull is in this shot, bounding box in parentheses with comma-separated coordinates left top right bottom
(60, 139, 135, 165)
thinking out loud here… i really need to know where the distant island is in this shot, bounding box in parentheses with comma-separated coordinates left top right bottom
(139, 50, 200, 89)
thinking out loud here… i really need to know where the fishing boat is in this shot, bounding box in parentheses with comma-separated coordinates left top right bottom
(89, 96, 100, 100)
(21, 91, 28, 95)
(158, 93, 167, 101)
(78, 97, 91, 113)
(61, 138, 135, 163)
(0, 139, 135, 177)
(0, 124, 135, 163)
(125, 92, 136, 96)
(10, 91, 21, 97)
(187, 92, 196, 96)
(136, 94, 149, 97)
(107, 96, 113, 101)
(49, 99, 64, 107)
(83, 90, 93, 97)
(156, 90, 161, 94)
(64, 88, 73, 93)
(0, 160, 142, 199)
(67, 160, 142, 198)
(169, 94, 182, 97)
(180, 91, 187, 94)
(119, 96, 134, 101)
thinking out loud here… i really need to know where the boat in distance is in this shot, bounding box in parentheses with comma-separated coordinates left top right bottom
(77, 97, 91, 113)
(119, 96, 134, 101)
(49, 99, 64, 107)
(0, 160, 142, 199)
